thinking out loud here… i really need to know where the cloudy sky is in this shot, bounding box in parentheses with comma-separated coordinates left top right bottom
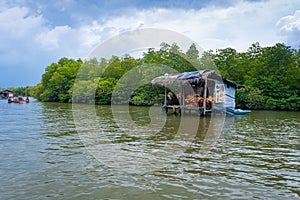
(1, 0, 299, 87)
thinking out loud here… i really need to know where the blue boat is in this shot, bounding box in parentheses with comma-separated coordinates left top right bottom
(234, 109, 251, 115)
(226, 108, 251, 115)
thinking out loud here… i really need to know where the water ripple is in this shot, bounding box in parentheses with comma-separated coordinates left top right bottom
(0, 101, 299, 199)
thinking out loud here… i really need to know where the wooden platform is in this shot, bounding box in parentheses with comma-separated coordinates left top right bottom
(163, 105, 212, 116)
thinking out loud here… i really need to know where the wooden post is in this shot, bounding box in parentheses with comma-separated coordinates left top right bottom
(164, 86, 167, 105)
(181, 84, 185, 115)
(182, 84, 185, 106)
(164, 73, 168, 106)
(203, 77, 207, 115)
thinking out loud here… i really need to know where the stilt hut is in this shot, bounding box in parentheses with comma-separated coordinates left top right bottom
(0, 90, 14, 99)
(151, 70, 241, 115)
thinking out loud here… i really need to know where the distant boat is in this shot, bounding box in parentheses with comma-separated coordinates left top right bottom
(8, 96, 29, 104)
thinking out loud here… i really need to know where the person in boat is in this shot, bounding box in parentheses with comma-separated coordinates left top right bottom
(164, 92, 180, 114)
(167, 92, 180, 106)
(8, 97, 13, 103)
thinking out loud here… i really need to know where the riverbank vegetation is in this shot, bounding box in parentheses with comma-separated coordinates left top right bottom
(15, 42, 300, 110)
(1, 86, 32, 97)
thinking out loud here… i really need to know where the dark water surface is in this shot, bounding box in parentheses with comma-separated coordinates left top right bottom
(0, 99, 299, 199)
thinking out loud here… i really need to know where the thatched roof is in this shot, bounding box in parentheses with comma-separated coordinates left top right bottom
(151, 70, 242, 88)
(152, 70, 219, 85)
(150, 73, 181, 85)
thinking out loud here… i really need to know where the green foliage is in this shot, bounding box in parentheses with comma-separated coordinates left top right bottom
(27, 42, 299, 110)
(186, 43, 200, 60)
(96, 78, 117, 104)
(129, 84, 165, 106)
(236, 87, 265, 109)
(5, 86, 32, 97)
(28, 84, 43, 99)
(223, 43, 300, 110)
(36, 57, 82, 102)
(72, 80, 97, 104)
(142, 43, 199, 72)
(235, 87, 297, 110)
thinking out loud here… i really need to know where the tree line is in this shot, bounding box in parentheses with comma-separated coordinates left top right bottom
(17, 42, 300, 110)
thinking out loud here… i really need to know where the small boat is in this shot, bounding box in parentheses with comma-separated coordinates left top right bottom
(226, 108, 251, 115)
(233, 109, 251, 115)
(8, 96, 29, 104)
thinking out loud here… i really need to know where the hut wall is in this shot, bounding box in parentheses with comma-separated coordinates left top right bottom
(224, 84, 236, 110)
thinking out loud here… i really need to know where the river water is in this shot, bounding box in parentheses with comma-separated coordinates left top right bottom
(0, 98, 299, 199)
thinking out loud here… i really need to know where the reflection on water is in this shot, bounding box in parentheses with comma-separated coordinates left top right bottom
(0, 99, 299, 199)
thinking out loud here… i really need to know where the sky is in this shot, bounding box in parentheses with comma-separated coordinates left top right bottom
(0, 0, 300, 88)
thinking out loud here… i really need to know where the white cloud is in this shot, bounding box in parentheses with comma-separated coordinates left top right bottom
(0, 6, 43, 39)
(78, 21, 103, 48)
(276, 10, 300, 47)
(2, 0, 300, 63)
(80, 0, 300, 52)
(1, 0, 300, 87)
(0, 6, 45, 67)
(36, 25, 72, 50)
(277, 10, 300, 32)
(0, 4, 88, 60)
